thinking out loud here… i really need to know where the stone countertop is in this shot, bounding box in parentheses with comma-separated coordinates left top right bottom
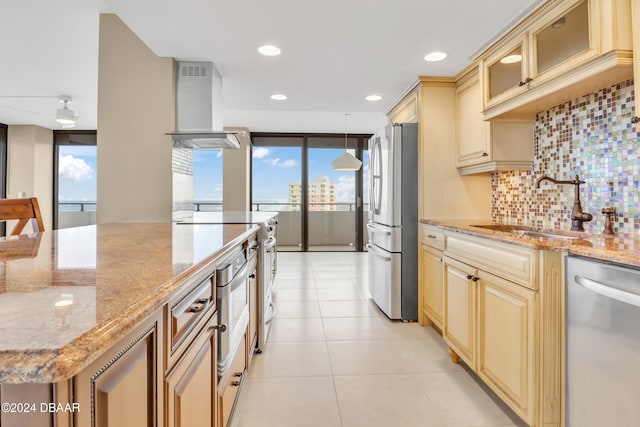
(0, 222, 259, 384)
(419, 219, 640, 268)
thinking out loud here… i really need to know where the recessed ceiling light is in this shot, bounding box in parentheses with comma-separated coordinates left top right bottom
(258, 45, 281, 56)
(270, 94, 287, 100)
(424, 51, 447, 62)
(500, 54, 522, 64)
(366, 95, 382, 101)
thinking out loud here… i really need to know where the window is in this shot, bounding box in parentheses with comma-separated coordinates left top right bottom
(193, 149, 223, 211)
(53, 131, 97, 229)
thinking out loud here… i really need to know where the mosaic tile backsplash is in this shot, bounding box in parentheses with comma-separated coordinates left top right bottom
(491, 79, 639, 235)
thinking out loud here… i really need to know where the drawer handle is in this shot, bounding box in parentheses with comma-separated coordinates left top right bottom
(231, 380, 241, 387)
(210, 324, 228, 332)
(427, 234, 437, 239)
(472, 276, 480, 282)
(466, 275, 474, 280)
(189, 299, 209, 313)
(234, 371, 243, 377)
(249, 273, 256, 279)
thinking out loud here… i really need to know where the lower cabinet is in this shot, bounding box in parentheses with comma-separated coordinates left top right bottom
(443, 256, 477, 368)
(477, 271, 535, 425)
(441, 231, 557, 427)
(219, 334, 247, 427)
(165, 312, 218, 427)
(75, 311, 164, 427)
(420, 244, 444, 329)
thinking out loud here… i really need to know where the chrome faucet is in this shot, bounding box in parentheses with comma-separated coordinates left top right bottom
(535, 174, 593, 231)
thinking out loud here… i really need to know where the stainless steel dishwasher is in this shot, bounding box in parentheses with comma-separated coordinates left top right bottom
(566, 255, 640, 427)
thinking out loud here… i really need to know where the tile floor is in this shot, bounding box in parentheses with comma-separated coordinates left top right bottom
(234, 252, 526, 427)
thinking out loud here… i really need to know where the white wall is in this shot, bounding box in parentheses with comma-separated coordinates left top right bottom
(97, 14, 175, 223)
(6, 125, 53, 232)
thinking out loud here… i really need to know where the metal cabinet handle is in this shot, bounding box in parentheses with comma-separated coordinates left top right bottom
(210, 324, 227, 332)
(189, 300, 208, 313)
(472, 276, 480, 282)
(249, 273, 256, 279)
(427, 234, 437, 239)
(518, 77, 533, 87)
(231, 380, 241, 387)
(234, 372, 243, 377)
(466, 275, 474, 280)
(631, 116, 640, 124)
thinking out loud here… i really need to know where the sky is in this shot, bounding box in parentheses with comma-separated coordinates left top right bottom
(57, 144, 369, 207)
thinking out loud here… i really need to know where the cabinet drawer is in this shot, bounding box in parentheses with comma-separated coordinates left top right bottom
(445, 233, 537, 289)
(219, 334, 246, 427)
(421, 225, 445, 250)
(168, 271, 216, 362)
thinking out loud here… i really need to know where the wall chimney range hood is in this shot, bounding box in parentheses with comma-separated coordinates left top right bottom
(167, 61, 240, 149)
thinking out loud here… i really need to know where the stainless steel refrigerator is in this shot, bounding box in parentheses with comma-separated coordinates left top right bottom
(367, 123, 418, 320)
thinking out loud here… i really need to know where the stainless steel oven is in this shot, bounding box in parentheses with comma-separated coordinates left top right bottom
(216, 243, 256, 375)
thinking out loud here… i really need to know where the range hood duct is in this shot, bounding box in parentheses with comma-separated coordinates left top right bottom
(167, 61, 240, 149)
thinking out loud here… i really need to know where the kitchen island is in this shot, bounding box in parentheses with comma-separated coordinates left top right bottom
(0, 222, 260, 427)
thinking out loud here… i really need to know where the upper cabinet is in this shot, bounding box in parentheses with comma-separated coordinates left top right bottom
(456, 66, 533, 174)
(480, 0, 633, 119)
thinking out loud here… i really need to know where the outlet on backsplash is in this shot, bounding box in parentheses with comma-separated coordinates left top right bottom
(491, 79, 639, 236)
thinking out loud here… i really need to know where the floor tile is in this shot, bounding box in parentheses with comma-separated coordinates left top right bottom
(334, 374, 446, 427)
(249, 342, 331, 378)
(272, 288, 318, 301)
(416, 370, 523, 427)
(391, 339, 463, 374)
(238, 377, 342, 427)
(273, 300, 321, 319)
(276, 270, 314, 280)
(322, 317, 391, 341)
(314, 278, 356, 289)
(274, 278, 315, 289)
(327, 340, 407, 375)
(316, 288, 364, 301)
(268, 318, 325, 342)
(314, 270, 352, 279)
(318, 300, 376, 317)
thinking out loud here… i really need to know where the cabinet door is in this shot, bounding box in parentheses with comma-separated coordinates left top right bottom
(529, 0, 597, 85)
(248, 265, 258, 365)
(632, 0, 640, 122)
(483, 36, 528, 108)
(443, 257, 477, 368)
(456, 70, 490, 167)
(166, 313, 218, 427)
(75, 313, 163, 427)
(421, 244, 444, 329)
(477, 271, 535, 425)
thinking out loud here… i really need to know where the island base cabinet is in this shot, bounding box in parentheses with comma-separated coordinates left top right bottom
(477, 271, 536, 425)
(74, 311, 164, 427)
(165, 312, 218, 427)
(219, 334, 247, 427)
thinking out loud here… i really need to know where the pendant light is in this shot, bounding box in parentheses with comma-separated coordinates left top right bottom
(332, 113, 362, 171)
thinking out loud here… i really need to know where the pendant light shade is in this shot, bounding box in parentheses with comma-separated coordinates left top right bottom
(332, 113, 362, 171)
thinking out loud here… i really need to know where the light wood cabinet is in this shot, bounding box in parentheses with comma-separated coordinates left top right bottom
(630, 0, 640, 122)
(421, 244, 444, 329)
(386, 87, 418, 123)
(218, 334, 247, 427)
(75, 311, 164, 427)
(440, 230, 563, 427)
(443, 256, 477, 369)
(165, 312, 218, 427)
(455, 67, 533, 174)
(419, 224, 445, 329)
(480, 0, 633, 119)
(478, 271, 536, 425)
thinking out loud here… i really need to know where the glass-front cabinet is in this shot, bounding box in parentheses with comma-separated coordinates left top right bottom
(480, 0, 634, 117)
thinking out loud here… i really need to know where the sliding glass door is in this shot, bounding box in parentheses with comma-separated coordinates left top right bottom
(252, 133, 369, 252)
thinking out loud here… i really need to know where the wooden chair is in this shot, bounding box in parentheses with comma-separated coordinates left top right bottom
(0, 197, 45, 235)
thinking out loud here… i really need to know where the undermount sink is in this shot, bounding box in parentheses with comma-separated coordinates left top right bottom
(512, 230, 579, 240)
(471, 224, 581, 240)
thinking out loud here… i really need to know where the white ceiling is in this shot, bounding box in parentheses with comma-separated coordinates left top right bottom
(0, 0, 544, 133)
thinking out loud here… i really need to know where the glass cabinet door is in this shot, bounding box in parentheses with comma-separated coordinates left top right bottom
(534, 0, 590, 76)
(487, 43, 525, 102)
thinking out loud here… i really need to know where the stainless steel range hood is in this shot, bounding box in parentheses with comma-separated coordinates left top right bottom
(167, 61, 240, 149)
